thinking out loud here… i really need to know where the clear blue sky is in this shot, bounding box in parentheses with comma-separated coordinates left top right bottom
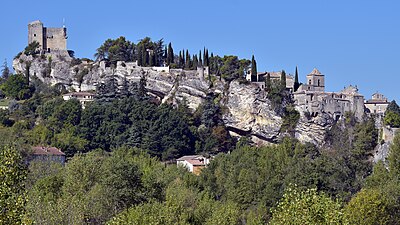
(1, 0, 399, 102)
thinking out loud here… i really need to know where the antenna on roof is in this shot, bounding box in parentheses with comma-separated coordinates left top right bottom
(63, 18, 65, 28)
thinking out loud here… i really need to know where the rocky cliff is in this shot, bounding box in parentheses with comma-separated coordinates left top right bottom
(13, 53, 333, 146)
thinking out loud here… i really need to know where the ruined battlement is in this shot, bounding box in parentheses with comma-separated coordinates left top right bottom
(28, 20, 67, 53)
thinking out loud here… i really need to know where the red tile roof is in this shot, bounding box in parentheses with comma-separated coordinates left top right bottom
(32, 146, 65, 156)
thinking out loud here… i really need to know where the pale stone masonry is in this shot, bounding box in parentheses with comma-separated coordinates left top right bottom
(28, 20, 67, 53)
(294, 68, 365, 120)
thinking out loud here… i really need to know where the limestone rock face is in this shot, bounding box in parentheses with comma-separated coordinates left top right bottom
(222, 81, 282, 143)
(295, 111, 333, 145)
(12, 54, 336, 146)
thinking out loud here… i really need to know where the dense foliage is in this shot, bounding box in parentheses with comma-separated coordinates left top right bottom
(384, 100, 400, 127)
(1, 36, 395, 224)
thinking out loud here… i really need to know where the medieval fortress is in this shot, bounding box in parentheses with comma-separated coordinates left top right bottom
(28, 20, 67, 54)
(24, 21, 389, 124)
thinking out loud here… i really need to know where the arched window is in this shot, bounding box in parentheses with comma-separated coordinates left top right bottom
(309, 79, 311, 85)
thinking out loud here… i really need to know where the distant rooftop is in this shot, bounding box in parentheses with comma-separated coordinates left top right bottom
(32, 146, 65, 156)
(308, 68, 323, 76)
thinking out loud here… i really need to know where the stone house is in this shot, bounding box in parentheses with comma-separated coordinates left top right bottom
(294, 69, 365, 120)
(246, 70, 294, 91)
(176, 155, 210, 175)
(365, 92, 389, 115)
(31, 146, 66, 165)
(62, 91, 95, 109)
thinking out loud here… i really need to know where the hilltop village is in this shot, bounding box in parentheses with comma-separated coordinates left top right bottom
(3, 20, 400, 225)
(10, 21, 398, 148)
(20, 21, 391, 120)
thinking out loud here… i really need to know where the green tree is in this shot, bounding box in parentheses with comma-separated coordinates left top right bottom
(185, 49, 191, 69)
(280, 70, 287, 91)
(344, 188, 391, 225)
(294, 66, 300, 92)
(0, 73, 33, 100)
(265, 73, 271, 92)
(0, 146, 27, 224)
(388, 131, 400, 176)
(94, 37, 135, 65)
(24, 41, 40, 56)
(167, 42, 174, 65)
(269, 186, 344, 225)
(1, 59, 10, 80)
(251, 55, 257, 82)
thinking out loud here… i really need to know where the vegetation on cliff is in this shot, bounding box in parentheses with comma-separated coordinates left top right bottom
(0, 36, 396, 224)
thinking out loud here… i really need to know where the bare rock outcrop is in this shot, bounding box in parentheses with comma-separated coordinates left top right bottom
(13, 53, 336, 146)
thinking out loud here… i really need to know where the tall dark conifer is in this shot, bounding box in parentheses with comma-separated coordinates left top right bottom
(265, 73, 271, 92)
(182, 49, 185, 68)
(199, 50, 203, 67)
(167, 42, 174, 65)
(137, 46, 143, 66)
(205, 49, 209, 67)
(193, 55, 198, 69)
(294, 66, 300, 92)
(185, 50, 190, 69)
(251, 55, 257, 82)
(281, 70, 287, 91)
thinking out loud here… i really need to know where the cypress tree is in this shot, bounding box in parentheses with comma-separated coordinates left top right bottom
(149, 53, 154, 66)
(137, 47, 143, 66)
(182, 49, 185, 68)
(265, 73, 271, 92)
(294, 66, 300, 92)
(193, 55, 198, 69)
(203, 47, 206, 64)
(199, 50, 203, 67)
(177, 51, 181, 67)
(164, 46, 167, 63)
(185, 50, 190, 69)
(281, 70, 287, 91)
(167, 42, 174, 65)
(205, 49, 209, 67)
(142, 46, 148, 66)
(251, 55, 257, 82)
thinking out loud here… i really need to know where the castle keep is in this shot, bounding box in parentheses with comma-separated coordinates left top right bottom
(28, 20, 67, 52)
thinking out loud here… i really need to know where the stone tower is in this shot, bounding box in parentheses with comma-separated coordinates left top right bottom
(28, 20, 67, 53)
(306, 68, 325, 92)
(28, 21, 44, 49)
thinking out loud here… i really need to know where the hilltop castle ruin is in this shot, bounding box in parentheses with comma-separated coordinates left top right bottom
(28, 20, 67, 53)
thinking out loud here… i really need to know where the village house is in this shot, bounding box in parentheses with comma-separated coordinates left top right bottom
(294, 68, 365, 120)
(365, 92, 389, 115)
(31, 146, 66, 165)
(62, 91, 95, 108)
(246, 70, 294, 91)
(176, 155, 210, 175)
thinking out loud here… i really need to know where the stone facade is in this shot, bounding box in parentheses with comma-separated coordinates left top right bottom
(365, 92, 389, 115)
(246, 70, 294, 91)
(28, 20, 67, 53)
(294, 69, 364, 120)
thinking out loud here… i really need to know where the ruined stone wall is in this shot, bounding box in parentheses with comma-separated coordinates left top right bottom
(28, 21, 44, 48)
(45, 27, 67, 51)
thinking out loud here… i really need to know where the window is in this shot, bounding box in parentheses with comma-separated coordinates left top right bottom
(47, 48, 51, 52)
(33, 34, 36, 37)
(318, 79, 320, 86)
(309, 79, 311, 85)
